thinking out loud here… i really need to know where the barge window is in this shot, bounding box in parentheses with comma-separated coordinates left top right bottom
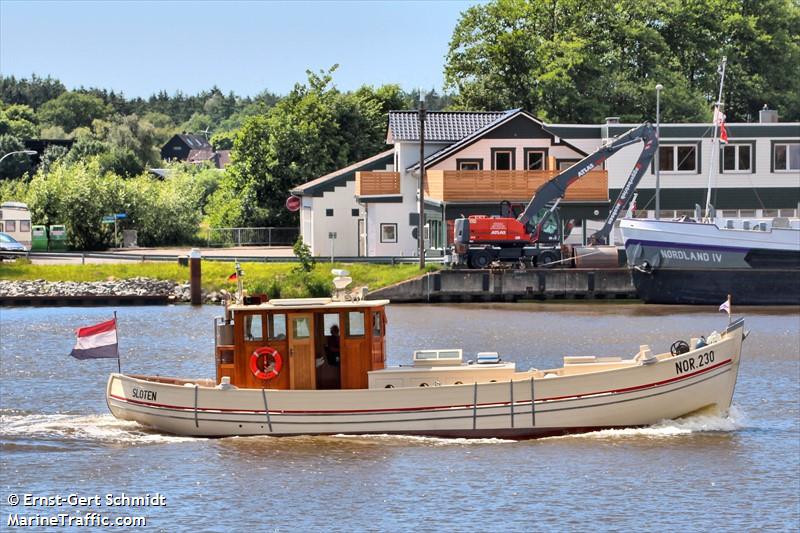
(323, 313, 340, 336)
(346, 311, 365, 337)
(245, 314, 264, 341)
(292, 316, 311, 339)
(268, 314, 287, 340)
(372, 311, 382, 337)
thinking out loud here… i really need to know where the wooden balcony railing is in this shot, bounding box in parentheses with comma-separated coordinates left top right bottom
(355, 171, 400, 196)
(424, 169, 608, 203)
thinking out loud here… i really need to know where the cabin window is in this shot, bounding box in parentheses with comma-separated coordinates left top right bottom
(20, 220, 30, 232)
(372, 311, 383, 337)
(323, 313, 340, 338)
(268, 314, 287, 340)
(5, 220, 15, 232)
(292, 317, 311, 339)
(245, 314, 264, 341)
(346, 311, 365, 337)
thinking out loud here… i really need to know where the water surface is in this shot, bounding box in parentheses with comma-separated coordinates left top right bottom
(1, 303, 798, 531)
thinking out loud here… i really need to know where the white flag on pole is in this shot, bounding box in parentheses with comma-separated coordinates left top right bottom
(719, 298, 731, 316)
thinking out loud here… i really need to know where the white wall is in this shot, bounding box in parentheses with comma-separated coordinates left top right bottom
(302, 179, 363, 257)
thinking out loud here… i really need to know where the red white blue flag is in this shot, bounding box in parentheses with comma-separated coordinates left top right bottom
(70, 318, 119, 360)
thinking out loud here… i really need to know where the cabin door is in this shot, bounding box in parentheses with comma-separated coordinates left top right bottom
(288, 313, 316, 390)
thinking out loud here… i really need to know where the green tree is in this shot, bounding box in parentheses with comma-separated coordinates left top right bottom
(38, 91, 111, 133)
(0, 103, 39, 138)
(218, 66, 385, 227)
(444, 0, 799, 122)
(0, 74, 66, 110)
(0, 135, 34, 179)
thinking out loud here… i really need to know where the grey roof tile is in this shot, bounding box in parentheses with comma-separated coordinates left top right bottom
(387, 110, 515, 142)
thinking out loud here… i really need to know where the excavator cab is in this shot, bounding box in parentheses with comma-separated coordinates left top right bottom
(528, 205, 562, 244)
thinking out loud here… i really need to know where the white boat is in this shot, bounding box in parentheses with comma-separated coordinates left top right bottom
(106, 274, 746, 439)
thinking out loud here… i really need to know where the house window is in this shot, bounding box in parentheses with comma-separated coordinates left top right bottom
(525, 149, 547, 170)
(774, 142, 800, 172)
(428, 219, 443, 249)
(325, 208, 334, 216)
(658, 144, 698, 172)
(491, 148, 515, 170)
(351, 208, 359, 217)
(722, 144, 752, 172)
(557, 159, 579, 171)
(456, 158, 483, 171)
(380, 223, 397, 243)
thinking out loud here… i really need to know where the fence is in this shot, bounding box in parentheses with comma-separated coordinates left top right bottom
(206, 227, 299, 247)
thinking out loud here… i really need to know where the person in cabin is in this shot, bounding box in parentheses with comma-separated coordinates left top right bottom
(325, 325, 340, 367)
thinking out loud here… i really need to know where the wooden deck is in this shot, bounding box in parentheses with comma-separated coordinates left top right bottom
(424, 169, 608, 202)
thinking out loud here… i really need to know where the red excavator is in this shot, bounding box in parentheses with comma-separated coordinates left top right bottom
(451, 122, 658, 268)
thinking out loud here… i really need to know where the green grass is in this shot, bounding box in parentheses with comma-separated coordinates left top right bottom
(0, 260, 439, 297)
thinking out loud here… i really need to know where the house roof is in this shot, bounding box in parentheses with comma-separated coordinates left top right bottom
(186, 149, 216, 163)
(176, 134, 211, 149)
(291, 149, 395, 197)
(387, 110, 513, 143)
(406, 109, 590, 172)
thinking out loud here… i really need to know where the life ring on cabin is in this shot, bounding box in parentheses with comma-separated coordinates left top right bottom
(250, 347, 283, 381)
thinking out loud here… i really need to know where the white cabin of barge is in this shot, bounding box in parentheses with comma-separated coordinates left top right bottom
(215, 298, 389, 390)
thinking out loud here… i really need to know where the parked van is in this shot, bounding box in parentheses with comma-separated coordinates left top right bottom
(0, 202, 32, 249)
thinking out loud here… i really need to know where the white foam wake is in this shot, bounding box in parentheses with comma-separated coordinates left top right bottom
(331, 433, 516, 445)
(551, 405, 747, 440)
(0, 413, 198, 445)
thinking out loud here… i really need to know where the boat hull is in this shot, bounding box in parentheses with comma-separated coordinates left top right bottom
(621, 218, 800, 305)
(632, 268, 800, 305)
(106, 322, 744, 439)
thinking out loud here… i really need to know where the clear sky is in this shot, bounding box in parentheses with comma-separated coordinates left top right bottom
(0, 0, 481, 98)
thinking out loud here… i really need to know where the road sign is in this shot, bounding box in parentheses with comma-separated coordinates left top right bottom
(102, 216, 115, 224)
(115, 213, 127, 219)
(285, 195, 301, 212)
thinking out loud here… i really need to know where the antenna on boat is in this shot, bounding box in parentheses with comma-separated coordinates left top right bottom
(705, 56, 727, 220)
(331, 269, 352, 302)
(235, 261, 244, 304)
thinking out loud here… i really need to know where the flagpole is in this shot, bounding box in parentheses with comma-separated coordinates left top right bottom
(114, 311, 121, 373)
(705, 56, 727, 220)
(727, 294, 732, 326)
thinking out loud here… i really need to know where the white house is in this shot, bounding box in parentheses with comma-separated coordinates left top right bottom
(292, 108, 799, 257)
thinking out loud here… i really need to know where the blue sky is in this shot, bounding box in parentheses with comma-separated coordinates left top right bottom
(0, 0, 481, 98)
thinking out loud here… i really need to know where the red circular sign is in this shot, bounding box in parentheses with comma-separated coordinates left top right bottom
(285, 195, 301, 212)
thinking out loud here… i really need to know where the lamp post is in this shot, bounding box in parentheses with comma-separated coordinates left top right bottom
(0, 149, 37, 165)
(655, 84, 663, 220)
(418, 97, 426, 269)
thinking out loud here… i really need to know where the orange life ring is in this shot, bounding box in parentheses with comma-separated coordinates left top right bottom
(250, 347, 282, 381)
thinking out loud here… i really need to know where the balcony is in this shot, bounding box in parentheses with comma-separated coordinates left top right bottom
(424, 169, 608, 203)
(355, 171, 400, 196)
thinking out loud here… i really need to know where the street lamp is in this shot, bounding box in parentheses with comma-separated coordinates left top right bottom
(0, 150, 37, 164)
(655, 84, 663, 220)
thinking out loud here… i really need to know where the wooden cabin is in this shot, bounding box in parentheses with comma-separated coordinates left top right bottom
(215, 298, 388, 391)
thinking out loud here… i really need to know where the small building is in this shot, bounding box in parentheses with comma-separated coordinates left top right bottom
(160, 133, 212, 162)
(292, 108, 800, 258)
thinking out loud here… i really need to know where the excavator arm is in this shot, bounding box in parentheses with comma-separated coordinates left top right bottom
(517, 122, 658, 244)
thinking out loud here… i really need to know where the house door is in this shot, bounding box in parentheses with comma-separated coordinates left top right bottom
(288, 313, 315, 390)
(358, 219, 366, 257)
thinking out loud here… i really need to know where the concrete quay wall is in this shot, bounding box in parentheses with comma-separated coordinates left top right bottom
(368, 268, 636, 303)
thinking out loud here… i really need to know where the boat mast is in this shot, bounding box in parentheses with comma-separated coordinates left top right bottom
(705, 56, 727, 220)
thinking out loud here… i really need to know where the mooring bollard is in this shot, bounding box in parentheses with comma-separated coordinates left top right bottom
(189, 248, 202, 305)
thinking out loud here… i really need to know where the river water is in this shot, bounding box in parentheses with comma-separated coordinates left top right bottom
(1, 303, 798, 531)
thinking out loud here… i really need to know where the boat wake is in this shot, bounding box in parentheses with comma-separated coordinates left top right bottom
(331, 434, 517, 446)
(0, 413, 198, 448)
(549, 405, 747, 440)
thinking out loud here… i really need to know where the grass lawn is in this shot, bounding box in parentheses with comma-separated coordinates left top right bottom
(0, 260, 438, 298)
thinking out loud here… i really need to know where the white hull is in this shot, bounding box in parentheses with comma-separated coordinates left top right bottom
(107, 321, 744, 439)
